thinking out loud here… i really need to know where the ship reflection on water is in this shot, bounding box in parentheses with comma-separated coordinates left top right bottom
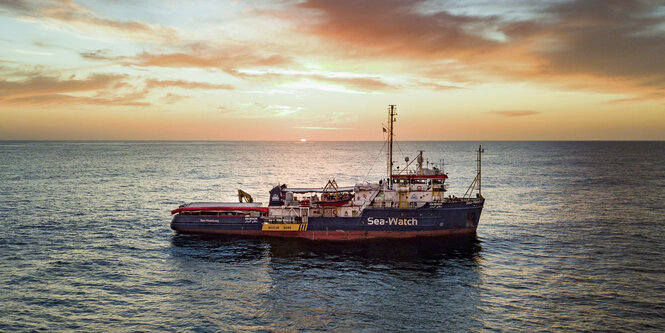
(170, 234, 482, 266)
(168, 235, 484, 331)
(267, 235, 482, 264)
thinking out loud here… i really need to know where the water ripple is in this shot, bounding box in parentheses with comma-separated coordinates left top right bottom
(1, 141, 664, 331)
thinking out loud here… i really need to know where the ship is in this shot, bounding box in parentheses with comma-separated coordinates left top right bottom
(171, 105, 485, 240)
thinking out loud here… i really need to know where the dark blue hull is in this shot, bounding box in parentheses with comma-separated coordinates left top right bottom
(171, 199, 484, 240)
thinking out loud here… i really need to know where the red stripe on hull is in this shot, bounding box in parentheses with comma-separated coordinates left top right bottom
(171, 206, 268, 214)
(174, 228, 477, 240)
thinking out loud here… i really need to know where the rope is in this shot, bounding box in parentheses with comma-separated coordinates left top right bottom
(394, 134, 406, 167)
(364, 141, 387, 181)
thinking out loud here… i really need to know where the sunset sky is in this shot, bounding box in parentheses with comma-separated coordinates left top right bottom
(1, 0, 664, 140)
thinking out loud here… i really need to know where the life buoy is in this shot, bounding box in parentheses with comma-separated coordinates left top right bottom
(417, 186, 422, 191)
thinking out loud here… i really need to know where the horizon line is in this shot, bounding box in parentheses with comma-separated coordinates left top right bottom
(1, 139, 664, 143)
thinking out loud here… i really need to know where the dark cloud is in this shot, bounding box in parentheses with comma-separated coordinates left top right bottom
(0, 0, 37, 13)
(538, 0, 665, 84)
(295, 0, 502, 59)
(289, 0, 665, 98)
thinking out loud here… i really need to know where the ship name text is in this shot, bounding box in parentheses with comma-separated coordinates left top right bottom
(366, 217, 418, 226)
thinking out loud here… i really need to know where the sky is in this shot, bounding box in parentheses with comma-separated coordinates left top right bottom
(0, 0, 664, 141)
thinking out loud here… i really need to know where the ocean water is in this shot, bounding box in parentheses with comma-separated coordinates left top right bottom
(1, 141, 664, 332)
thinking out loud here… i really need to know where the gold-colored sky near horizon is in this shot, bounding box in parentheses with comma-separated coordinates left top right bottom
(1, 0, 664, 140)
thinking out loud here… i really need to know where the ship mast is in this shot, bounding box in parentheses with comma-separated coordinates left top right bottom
(464, 145, 485, 199)
(387, 105, 397, 189)
(477, 145, 483, 197)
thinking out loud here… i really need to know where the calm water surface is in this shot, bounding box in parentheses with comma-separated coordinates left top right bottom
(1, 141, 664, 331)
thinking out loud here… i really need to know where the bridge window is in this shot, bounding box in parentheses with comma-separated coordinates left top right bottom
(392, 178, 407, 185)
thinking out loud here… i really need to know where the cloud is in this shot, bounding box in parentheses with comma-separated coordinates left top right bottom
(80, 49, 121, 61)
(284, 0, 665, 99)
(145, 79, 234, 90)
(83, 45, 395, 93)
(12, 49, 53, 56)
(536, 1, 665, 86)
(0, 0, 36, 12)
(0, 67, 241, 106)
(292, 0, 502, 59)
(219, 102, 303, 118)
(253, 103, 302, 117)
(5, 93, 150, 106)
(234, 69, 399, 92)
(133, 47, 292, 72)
(81, 44, 294, 77)
(0, 72, 122, 99)
(414, 80, 464, 91)
(161, 93, 186, 104)
(0, 66, 152, 106)
(0, 56, 248, 108)
(0, 0, 181, 42)
(7, 0, 662, 101)
(488, 110, 541, 117)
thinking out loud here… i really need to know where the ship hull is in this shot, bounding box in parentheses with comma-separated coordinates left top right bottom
(170, 227, 477, 240)
(171, 200, 484, 241)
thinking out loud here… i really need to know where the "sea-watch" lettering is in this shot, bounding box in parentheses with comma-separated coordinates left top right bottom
(366, 217, 418, 226)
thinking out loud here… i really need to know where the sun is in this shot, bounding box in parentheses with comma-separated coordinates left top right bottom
(300, 138, 307, 142)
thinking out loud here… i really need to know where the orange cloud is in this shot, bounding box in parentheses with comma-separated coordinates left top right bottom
(6, 93, 150, 106)
(80, 44, 294, 78)
(134, 47, 292, 72)
(81, 45, 398, 92)
(0, 64, 153, 106)
(1, 0, 180, 41)
(145, 79, 234, 90)
(0, 69, 244, 106)
(0, 73, 122, 100)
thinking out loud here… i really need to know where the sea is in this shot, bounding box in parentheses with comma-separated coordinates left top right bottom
(0, 141, 664, 332)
